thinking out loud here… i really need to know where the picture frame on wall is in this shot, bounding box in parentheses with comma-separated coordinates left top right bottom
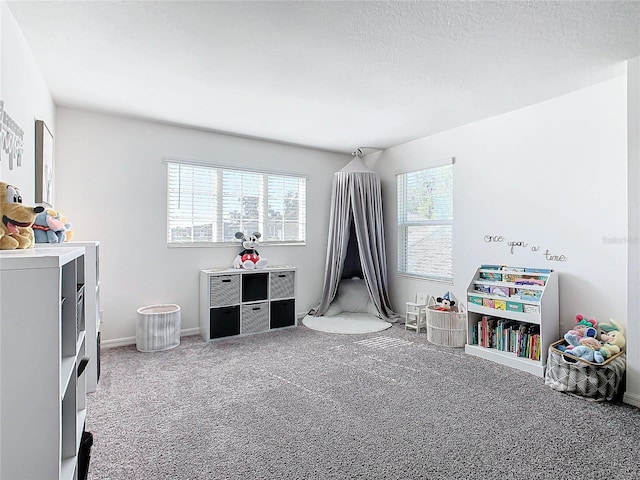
(35, 119, 54, 206)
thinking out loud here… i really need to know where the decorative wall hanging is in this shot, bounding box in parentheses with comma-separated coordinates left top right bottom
(484, 233, 567, 262)
(0, 100, 25, 170)
(35, 119, 54, 206)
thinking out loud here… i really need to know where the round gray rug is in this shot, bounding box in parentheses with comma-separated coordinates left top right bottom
(302, 312, 392, 334)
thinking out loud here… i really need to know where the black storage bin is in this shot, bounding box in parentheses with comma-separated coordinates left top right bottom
(78, 429, 93, 480)
(242, 273, 268, 302)
(210, 305, 241, 339)
(270, 299, 296, 328)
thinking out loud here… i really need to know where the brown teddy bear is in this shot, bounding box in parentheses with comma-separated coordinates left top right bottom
(0, 182, 44, 249)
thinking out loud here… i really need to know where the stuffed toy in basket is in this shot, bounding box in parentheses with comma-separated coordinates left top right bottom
(544, 318, 626, 401)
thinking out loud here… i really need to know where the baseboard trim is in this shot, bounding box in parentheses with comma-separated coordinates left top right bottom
(101, 327, 201, 348)
(623, 391, 640, 408)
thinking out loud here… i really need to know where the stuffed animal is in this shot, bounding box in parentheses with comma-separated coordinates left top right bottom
(435, 291, 456, 311)
(564, 314, 598, 348)
(32, 209, 72, 243)
(232, 231, 268, 269)
(59, 214, 74, 241)
(597, 319, 626, 362)
(0, 182, 44, 249)
(565, 336, 603, 363)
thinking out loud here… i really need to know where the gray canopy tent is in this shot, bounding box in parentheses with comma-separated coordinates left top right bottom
(313, 153, 398, 320)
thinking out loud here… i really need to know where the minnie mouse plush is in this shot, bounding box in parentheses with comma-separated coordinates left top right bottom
(232, 231, 268, 269)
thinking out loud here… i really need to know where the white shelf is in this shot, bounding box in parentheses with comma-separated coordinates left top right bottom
(469, 291, 542, 305)
(60, 356, 76, 398)
(1, 247, 88, 479)
(468, 304, 542, 324)
(76, 330, 86, 355)
(35, 242, 101, 393)
(465, 265, 559, 377)
(200, 267, 297, 341)
(60, 456, 77, 480)
(464, 344, 544, 377)
(472, 279, 546, 291)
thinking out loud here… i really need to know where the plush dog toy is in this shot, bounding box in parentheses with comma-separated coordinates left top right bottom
(32, 208, 72, 243)
(232, 231, 268, 269)
(0, 182, 44, 249)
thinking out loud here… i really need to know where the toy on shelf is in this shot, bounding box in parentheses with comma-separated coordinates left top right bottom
(232, 231, 268, 269)
(0, 182, 44, 250)
(32, 208, 73, 243)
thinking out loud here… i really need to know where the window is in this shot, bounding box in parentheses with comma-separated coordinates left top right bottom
(397, 163, 453, 281)
(167, 160, 306, 245)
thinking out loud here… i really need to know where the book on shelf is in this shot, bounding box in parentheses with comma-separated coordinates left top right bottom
(480, 271, 502, 281)
(525, 267, 552, 274)
(501, 266, 525, 272)
(514, 277, 545, 286)
(513, 288, 542, 302)
(472, 317, 542, 361)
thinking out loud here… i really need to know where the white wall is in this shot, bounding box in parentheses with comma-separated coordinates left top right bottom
(374, 76, 629, 336)
(0, 2, 55, 196)
(625, 56, 640, 408)
(54, 108, 349, 343)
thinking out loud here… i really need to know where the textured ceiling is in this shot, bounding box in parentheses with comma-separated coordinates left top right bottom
(7, 1, 640, 154)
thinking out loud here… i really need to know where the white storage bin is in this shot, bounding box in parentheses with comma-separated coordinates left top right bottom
(136, 304, 181, 352)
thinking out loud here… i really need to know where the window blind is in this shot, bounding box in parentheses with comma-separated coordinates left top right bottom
(167, 161, 306, 245)
(397, 164, 453, 281)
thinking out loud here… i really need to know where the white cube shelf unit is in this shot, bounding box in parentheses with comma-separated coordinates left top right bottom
(0, 247, 88, 480)
(36, 241, 102, 393)
(465, 265, 559, 377)
(200, 266, 296, 341)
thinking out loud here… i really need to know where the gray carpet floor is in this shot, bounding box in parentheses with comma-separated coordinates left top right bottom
(86, 324, 640, 479)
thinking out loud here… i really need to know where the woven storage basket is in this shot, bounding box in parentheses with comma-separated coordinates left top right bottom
(544, 340, 626, 402)
(136, 304, 181, 352)
(426, 302, 467, 347)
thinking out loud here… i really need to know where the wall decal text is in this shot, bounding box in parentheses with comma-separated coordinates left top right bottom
(484, 234, 567, 262)
(0, 100, 25, 170)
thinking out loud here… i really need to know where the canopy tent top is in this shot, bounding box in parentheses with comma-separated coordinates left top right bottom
(338, 156, 375, 174)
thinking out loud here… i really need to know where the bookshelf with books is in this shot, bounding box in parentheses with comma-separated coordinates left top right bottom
(465, 265, 559, 377)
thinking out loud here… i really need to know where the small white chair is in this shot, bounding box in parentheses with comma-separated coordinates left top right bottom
(405, 293, 429, 333)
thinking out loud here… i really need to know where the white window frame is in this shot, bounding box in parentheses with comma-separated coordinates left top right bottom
(397, 159, 454, 283)
(166, 158, 307, 246)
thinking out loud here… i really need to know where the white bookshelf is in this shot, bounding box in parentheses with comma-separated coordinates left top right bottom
(464, 265, 559, 377)
(0, 247, 87, 479)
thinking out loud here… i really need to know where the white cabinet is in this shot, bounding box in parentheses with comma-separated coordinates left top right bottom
(35, 242, 101, 393)
(464, 265, 559, 377)
(200, 266, 296, 341)
(1, 247, 87, 480)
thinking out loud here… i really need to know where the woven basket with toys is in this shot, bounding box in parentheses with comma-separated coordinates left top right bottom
(544, 315, 626, 401)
